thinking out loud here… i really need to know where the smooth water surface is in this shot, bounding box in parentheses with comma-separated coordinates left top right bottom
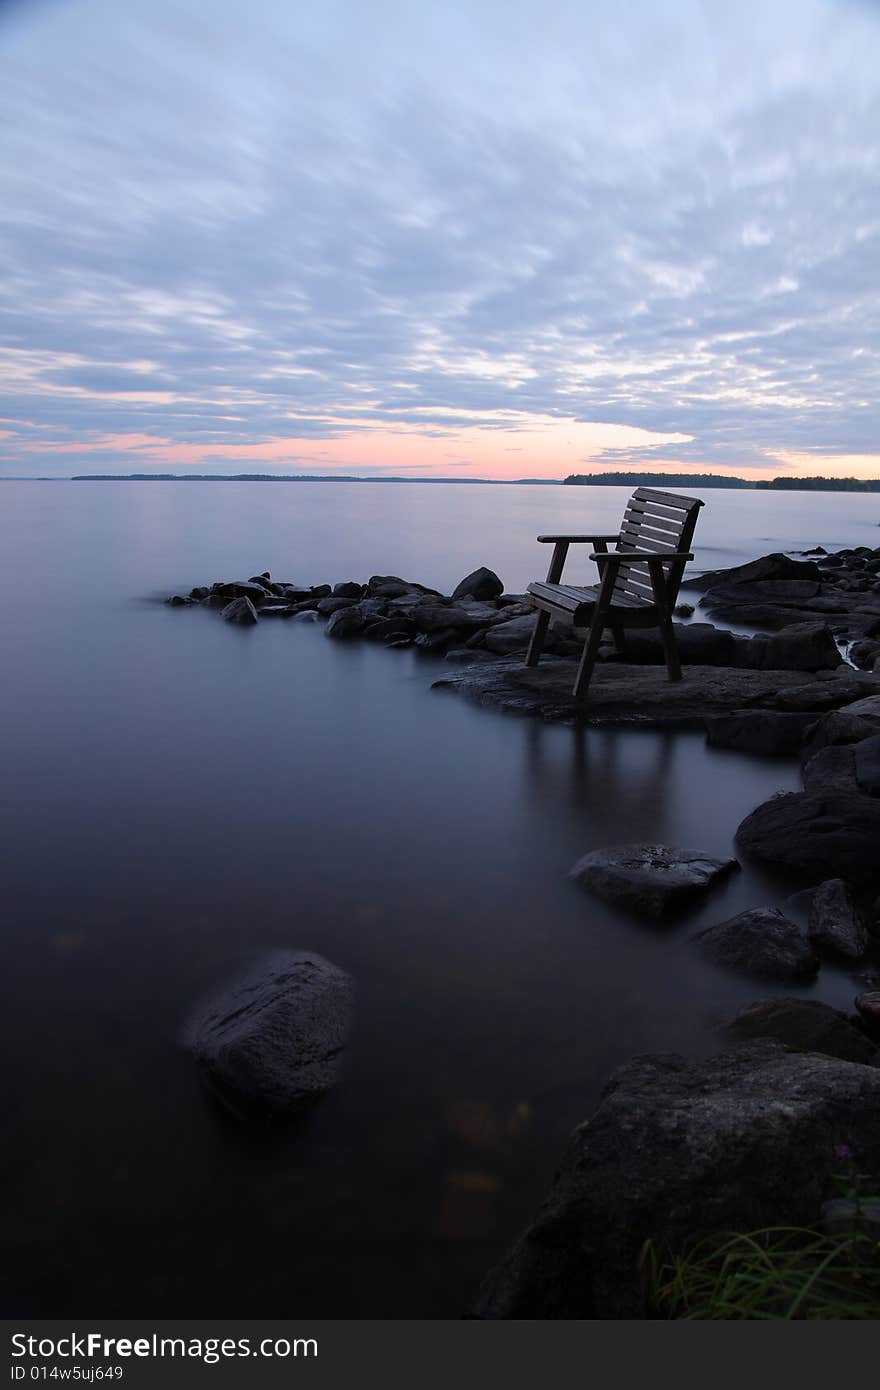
(1, 482, 876, 1316)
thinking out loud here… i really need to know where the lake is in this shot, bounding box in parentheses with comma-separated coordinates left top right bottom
(1, 480, 876, 1317)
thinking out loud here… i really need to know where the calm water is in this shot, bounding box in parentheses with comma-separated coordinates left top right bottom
(1, 481, 877, 1317)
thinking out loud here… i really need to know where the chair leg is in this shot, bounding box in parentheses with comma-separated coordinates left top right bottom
(573, 619, 605, 700)
(525, 609, 551, 667)
(659, 611, 682, 681)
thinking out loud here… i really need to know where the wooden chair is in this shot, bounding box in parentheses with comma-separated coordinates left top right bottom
(525, 487, 704, 700)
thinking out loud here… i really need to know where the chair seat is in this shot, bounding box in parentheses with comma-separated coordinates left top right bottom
(528, 580, 656, 625)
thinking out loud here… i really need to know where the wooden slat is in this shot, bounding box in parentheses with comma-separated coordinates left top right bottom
(633, 487, 701, 509)
(621, 508, 682, 536)
(628, 497, 693, 524)
(618, 526, 677, 553)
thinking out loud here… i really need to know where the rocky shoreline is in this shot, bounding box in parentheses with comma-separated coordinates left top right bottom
(167, 543, 880, 1316)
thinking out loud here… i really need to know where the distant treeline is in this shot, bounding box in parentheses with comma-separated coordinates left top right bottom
(563, 472, 751, 488)
(754, 476, 880, 491)
(564, 471, 880, 492)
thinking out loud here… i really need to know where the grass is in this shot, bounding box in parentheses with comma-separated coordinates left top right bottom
(641, 1226, 880, 1319)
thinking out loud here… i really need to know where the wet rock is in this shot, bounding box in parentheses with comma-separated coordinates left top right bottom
(483, 615, 538, 654)
(367, 575, 440, 599)
(274, 584, 320, 602)
(414, 628, 461, 651)
(189, 586, 210, 600)
(736, 789, 880, 883)
(451, 567, 504, 602)
(316, 595, 359, 616)
(570, 844, 737, 918)
(694, 907, 818, 980)
(166, 594, 190, 607)
(362, 616, 415, 645)
(801, 743, 858, 796)
(613, 623, 741, 667)
(704, 709, 816, 756)
(472, 1041, 880, 1318)
(325, 606, 366, 639)
(806, 704, 880, 753)
(673, 602, 694, 617)
(724, 999, 878, 1065)
(411, 604, 486, 634)
(849, 639, 880, 670)
(213, 580, 270, 602)
(257, 604, 297, 617)
(808, 878, 868, 961)
(292, 610, 320, 623)
(333, 581, 365, 599)
(247, 572, 271, 585)
(220, 596, 258, 625)
(185, 950, 353, 1118)
(855, 992, 880, 1041)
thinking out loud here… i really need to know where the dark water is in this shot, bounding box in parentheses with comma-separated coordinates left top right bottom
(1, 481, 876, 1317)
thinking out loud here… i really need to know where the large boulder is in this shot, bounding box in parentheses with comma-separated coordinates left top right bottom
(724, 999, 878, 1066)
(213, 580, 271, 602)
(325, 606, 366, 639)
(682, 553, 822, 592)
(411, 603, 486, 634)
(220, 596, 258, 625)
(855, 735, 880, 796)
(755, 623, 842, 671)
(808, 878, 868, 961)
(694, 907, 818, 981)
(185, 951, 353, 1119)
(855, 992, 880, 1041)
(472, 1042, 880, 1318)
(451, 567, 504, 602)
(570, 844, 737, 918)
(736, 789, 880, 884)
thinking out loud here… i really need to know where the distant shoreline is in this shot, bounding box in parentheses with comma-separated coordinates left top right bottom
(1, 471, 879, 492)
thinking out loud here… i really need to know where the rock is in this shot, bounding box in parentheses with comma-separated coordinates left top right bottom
(325, 606, 366, 639)
(367, 575, 440, 599)
(189, 586, 210, 600)
(757, 623, 842, 671)
(570, 844, 737, 918)
(292, 610, 320, 623)
(166, 595, 190, 607)
(333, 581, 365, 599)
(483, 615, 538, 654)
(247, 573, 271, 585)
(220, 596, 258, 625)
(673, 602, 694, 617)
(806, 705, 880, 753)
(694, 907, 818, 980)
(682, 552, 821, 592)
(724, 999, 878, 1065)
(185, 950, 353, 1118)
(361, 617, 415, 645)
(257, 604, 297, 617)
(451, 567, 504, 602)
(414, 627, 461, 651)
(316, 596, 359, 616)
(272, 585, 315, 601)
(472, 1041, 880, 1318)
(855, 992, 880, 1040)
(774, 677, 875, 712)
(704, 709, 816, 756)
(613, 623, 741, 667)
(411, 604, 486, 634)
(801, 743, 858, 796)
(808, 879, 868, 961)
(213, 580, 271, 602)
(736, 789, 880, 883)
(849, 639, 880, 670)
(855, 734, 880, 795)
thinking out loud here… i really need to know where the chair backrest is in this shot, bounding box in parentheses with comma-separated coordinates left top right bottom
(613, 487, 703, 607)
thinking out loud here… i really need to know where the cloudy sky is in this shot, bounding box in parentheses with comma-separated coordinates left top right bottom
(1, 0, 879, 479)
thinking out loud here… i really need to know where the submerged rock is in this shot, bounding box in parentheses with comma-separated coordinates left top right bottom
(704, 709, 816, 756)
(220, 596, 258, 625)
(186, 950, 353, 1118)
(694, 907, 819, 980)
(724, 998, 878, 1066)
(570, 843, 737, 918)
(472, 1041, 880, 1318)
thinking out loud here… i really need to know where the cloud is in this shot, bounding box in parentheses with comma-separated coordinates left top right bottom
(1, 0, 879, 475)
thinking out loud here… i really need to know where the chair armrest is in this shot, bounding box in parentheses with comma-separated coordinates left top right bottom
(590, 550, 694, 563)
(537, 534, 621, 544)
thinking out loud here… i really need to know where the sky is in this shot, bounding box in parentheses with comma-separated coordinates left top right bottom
(1, 0, 879, 480)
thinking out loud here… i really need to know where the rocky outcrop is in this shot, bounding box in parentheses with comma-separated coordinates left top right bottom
(723, 998, 878, 1066)
(473, 1041, 880, 1318)
(185, 951, 353, 1119)
(704, 709, 818, 756)
(694, 907, 819, 981)
(570, 844, 736, 918)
